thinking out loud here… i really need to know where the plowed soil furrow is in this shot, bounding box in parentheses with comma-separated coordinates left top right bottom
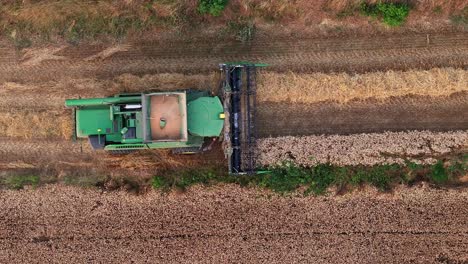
(0, 138, 93, 162)
(0, 32, 467, 83)
(257, 93, 468, 137)
(0, 186, 467, 263)
(1, 46, 466, 83)
(0, 138, 225, 176)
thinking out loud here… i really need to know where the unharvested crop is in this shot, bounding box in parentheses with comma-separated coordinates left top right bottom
(257, 131, 468, 167)
(257, 68, 468, 104)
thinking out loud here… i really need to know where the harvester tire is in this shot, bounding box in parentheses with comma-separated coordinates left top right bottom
(89, 135, 106, 150)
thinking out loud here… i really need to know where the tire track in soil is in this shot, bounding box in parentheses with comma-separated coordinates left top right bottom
(257, 92, 468, 137)
(0, 32, 467, 83)
(0, 138, 226, 176)
(0, 186, 467, 263)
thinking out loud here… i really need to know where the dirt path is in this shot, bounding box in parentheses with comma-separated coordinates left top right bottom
(257, 92, 468, 137)
(0, 185, 467, 263)
(0, 32, 466, 83)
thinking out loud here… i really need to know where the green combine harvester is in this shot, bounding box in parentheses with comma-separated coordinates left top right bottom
(65, 63, 265, 175)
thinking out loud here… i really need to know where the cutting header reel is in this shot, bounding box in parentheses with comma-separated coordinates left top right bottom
(220, 63, 266, 175)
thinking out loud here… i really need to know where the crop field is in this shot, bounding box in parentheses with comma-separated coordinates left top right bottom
(0, 0, 467, 262)
(1, 185, 468, 263)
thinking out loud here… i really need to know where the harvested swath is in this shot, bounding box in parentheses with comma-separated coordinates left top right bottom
(4, 68, 466, 110)
(257, 68, 468, 104)
(115, 73, 217, 93)
(0, 111, 71, 139)
(0, 73, 217, 109)
(257, 130, 468, 166)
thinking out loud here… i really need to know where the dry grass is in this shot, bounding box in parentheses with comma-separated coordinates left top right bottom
(257, 130, 468, 166)
(320, 0, 466, 14)
(257, 68, 468, 104)
(0, 111, 72, 139)
(412, 0, 467, 14)
(1, 0, 466, 45)
(1, 0, 163, 43)
(235, 0, 300, 20)
(0, 72, 217, 103)
(13, 1, 115, 30)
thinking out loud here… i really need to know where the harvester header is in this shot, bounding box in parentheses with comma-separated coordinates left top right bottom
(220, 63, 265, 175)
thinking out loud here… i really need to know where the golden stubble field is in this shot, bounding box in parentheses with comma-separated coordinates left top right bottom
(257, 68, 468, 104)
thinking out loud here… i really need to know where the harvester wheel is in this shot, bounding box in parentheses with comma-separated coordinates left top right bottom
(171, 147, 202, 155)
(89, 135, 106, 150)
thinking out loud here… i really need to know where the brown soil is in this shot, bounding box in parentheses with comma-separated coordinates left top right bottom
(0, 185, 467, 263)
(0, 138, 225, 181)
(257, 92, 468, 137)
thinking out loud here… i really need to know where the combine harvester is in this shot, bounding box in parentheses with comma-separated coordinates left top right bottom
(65, 63, 265, 175)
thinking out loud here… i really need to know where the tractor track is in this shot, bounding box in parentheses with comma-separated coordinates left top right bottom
(0, 138, 92, 162)
(0, 32, 467, 83)
(0, 185, 467, 263)
(257, 92, 468, 137)
(0, 46, 466, 82)
(0, 138, 225, 176)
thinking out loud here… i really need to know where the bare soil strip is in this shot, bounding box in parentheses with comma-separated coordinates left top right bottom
(0, 32, 466, 83)
(0, 138, 225, 178)
(0, 138, 97, 175)
(257, 92, 468, 137)
(0, 185, 467, 263)
(0, 110, 71, 139)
